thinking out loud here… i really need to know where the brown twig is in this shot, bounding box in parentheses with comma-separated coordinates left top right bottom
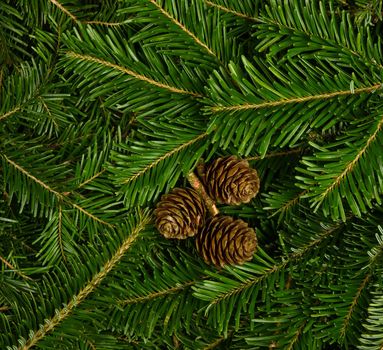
(187, 172, 219, 216)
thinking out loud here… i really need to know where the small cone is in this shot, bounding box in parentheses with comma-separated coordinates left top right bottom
(155, 188, 206, 239)
(195, 215, 257, 267)
(199, 156, 260, 205)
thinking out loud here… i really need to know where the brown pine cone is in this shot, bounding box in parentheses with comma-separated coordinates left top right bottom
(195, 215, 257, 267)
(154, 188, 206, 239)
(199, 156, 260, 205)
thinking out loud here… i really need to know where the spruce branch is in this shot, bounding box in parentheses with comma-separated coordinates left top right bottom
(211, 84, 381, 112)
(66, 52, 202, 97)
(15, 214, 150, 350)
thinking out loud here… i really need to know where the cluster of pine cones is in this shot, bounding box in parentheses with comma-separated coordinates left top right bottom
(154, 156, 260, 268)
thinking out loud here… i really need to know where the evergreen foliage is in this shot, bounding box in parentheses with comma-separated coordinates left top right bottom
(1, 0, 383, 349)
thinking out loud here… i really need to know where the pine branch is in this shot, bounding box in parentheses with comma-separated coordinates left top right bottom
(211, 84, 381, 112)
(66, 52, 202, 97)
(16, 214, 150, 350)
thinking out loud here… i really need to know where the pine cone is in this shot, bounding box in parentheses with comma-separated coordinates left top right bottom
(195, 215, 257, 267)
(199, 156, 260, 205)
(155, 188, 206, 239)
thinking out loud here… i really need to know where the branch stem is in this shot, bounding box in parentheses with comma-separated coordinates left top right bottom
(187, 172, 219, 216)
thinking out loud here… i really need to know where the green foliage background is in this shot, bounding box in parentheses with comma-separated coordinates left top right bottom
(1, 0, 383, 349)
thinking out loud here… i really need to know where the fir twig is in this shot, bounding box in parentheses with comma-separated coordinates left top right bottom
(123, 132, 208, 184)
(203, 331, 233, 350)
(2, 155, 62, 198)
(286, 321, 306, 350)
(209, 220, 344, 305)
(66, 52, 202, 97)
(2, 155, 113, 227)
(340, 273, 371, 339)
(319, 115, 383, 202)
(119, 280, 196, 305)
(247, 148, 303, 161)
(76, 169, 106, 189)
(49, 0, 77, 21)
(211, 84, 382, 112)
(148, 0, 216, 57)
(57, 204, 66, 262)
(15, 214, 150, 350)
(272, 190, 309, 217)
(0, 106, 21, 122)
(204, 1, 259, 21)
(82, 20, 126, 26)
(0, 306, 10, 312)
(0, 255, 32, 281)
